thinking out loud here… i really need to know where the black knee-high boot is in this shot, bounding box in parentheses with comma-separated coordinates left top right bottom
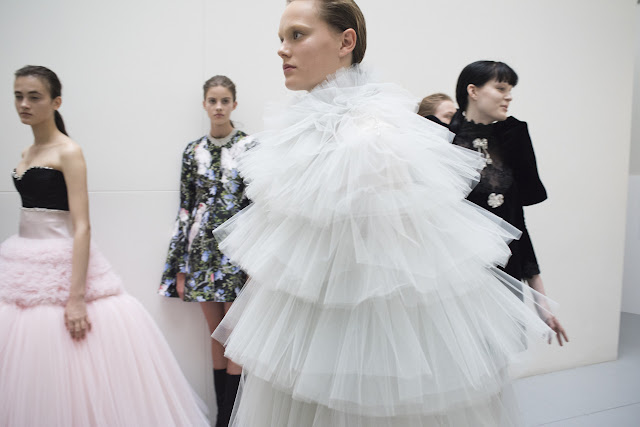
(213, 369, 227, 427)
(218, 373, 241, 427)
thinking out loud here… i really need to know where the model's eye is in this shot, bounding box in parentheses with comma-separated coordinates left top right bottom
(29, 96, 40, 101)
(15, 95, 23, 100)
(293, 31, 302, 40)
(222, 99, 230, 105)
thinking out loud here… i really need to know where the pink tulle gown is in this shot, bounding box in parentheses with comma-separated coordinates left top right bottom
(0, 166, 209, 427)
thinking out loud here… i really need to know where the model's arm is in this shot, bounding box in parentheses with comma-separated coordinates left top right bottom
(60, 142, 92, 340)
(527, 274, 569, 346)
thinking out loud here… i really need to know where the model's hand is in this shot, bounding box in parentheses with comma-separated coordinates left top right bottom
(546, 316, 569, 346)
(64, 297, 91, 341)
(176, 273, 186, 299)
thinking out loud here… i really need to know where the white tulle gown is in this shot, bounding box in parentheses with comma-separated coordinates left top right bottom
(212, 66, 554, 426)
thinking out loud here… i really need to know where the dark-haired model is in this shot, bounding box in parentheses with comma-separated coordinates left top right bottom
(449, 60, 568, 345)
(159, 75, 254, 427)
(0, 66, 209, 426)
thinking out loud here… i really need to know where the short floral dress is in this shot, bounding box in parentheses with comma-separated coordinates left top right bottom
(159, 130, 254, 302)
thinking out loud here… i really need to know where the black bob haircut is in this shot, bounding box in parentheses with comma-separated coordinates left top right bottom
(455, 61, 518, 112)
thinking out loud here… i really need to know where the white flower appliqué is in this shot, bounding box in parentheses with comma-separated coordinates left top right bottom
(472, 137, 493, 165)
(487, 193, 504, 208)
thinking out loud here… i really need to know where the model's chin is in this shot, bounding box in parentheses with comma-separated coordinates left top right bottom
(494, 112, 508, 122)
(284, 76, 312, 92)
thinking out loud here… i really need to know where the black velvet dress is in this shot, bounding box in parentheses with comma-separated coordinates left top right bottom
(448, 111, 547, 285)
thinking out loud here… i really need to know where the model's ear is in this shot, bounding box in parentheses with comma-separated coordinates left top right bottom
(338, 28, 357, 59)
(467, 84, 478, 101)
(52, 96, 62, 110)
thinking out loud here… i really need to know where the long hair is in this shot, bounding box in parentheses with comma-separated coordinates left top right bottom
(15, 65, 68, 135)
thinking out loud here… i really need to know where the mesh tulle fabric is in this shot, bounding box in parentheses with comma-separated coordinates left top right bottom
(213, 66, 554, 426)
(230, 374, 520, 427)
(0, 295, 209, 427)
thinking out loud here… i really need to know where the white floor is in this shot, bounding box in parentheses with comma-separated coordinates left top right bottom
(516, 312, 640, 426)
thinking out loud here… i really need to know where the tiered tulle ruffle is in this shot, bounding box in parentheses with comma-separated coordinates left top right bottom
(0, 210, 209, 427)
(213, 66, 554, 426)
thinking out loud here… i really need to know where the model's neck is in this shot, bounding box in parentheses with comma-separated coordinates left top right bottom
(210, 122, 234, 139)
(464, 106, 493, 125)
(31, 119, 60, 145)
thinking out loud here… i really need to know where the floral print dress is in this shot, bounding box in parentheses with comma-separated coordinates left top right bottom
(159, 130, 254, 302)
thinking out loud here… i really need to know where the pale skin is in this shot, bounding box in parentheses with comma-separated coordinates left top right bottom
(176, 84, 241, 374)
(278, 0, 357, 91)
(465, 79, 569, 346)
(434, 99, 457, 125)
(14, 75, 91, 341)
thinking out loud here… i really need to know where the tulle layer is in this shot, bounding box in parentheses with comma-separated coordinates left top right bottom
(240, 82, 485, 226)
(0, 293, 209, 427)
(215, 198, 521, 305)
(216, 276, 547, 418)
(0, 235, 122, 306)
(231, 375, 520, 427)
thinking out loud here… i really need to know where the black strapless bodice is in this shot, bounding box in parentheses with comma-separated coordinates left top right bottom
(12, 167, 69, 211)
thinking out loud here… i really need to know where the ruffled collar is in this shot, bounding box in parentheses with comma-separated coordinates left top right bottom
(260, 64, 418, 139)
(310, 65, 373, 93)
(459, 116, 495, 139)
(208, 129, 239, 147)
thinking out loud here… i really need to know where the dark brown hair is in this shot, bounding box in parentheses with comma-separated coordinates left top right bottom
(288, 0, 367, 64)
(417, 93, 453, 118)
(15, 65, 68, 135)
(203, 75, 237, 101)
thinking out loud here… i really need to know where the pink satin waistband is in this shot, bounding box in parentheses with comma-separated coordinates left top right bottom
(19, 208, 73, 239)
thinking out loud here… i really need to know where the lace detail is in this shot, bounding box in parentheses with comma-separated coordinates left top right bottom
(455, 120, 513, 200)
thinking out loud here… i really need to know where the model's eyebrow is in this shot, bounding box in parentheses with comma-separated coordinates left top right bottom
(278, 22, 313, 39)
(14, 90, 43, 95)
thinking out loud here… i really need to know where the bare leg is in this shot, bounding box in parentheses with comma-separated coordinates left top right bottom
(200, 301, 227, 370)
(223, 302, 242, 375)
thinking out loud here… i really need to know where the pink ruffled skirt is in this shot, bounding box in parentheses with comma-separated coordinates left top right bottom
(0, 209, 209, 427)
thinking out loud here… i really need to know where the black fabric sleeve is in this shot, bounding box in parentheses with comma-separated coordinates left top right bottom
(498, 117, 547, 206)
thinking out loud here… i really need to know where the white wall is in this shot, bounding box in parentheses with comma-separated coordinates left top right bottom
(0, 0, 636, 416)
(622, 4, 640, 315)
